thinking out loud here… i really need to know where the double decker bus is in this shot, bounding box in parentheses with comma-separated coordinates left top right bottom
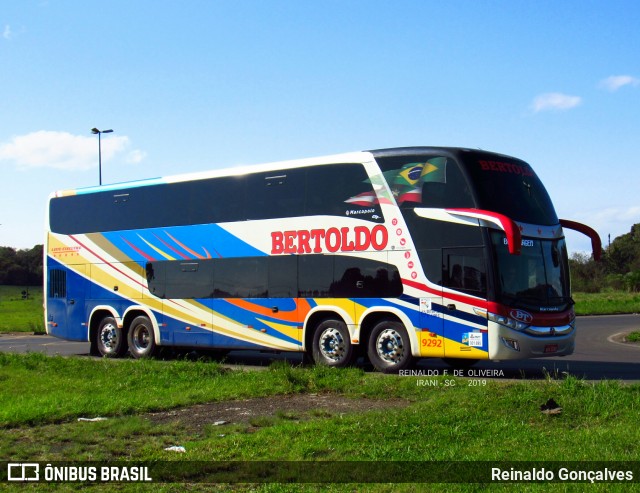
(45, 147, 601, 372)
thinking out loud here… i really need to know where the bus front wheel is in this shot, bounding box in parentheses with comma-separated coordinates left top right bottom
(96, 316, 127, 358)
(127, 315, 157, 359)
(312, 319, 353, 368)
(367, 320, 414, 373)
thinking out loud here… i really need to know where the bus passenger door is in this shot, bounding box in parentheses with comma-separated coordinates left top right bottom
(405, 248, 444, 358)
(441, 247, 489, 360)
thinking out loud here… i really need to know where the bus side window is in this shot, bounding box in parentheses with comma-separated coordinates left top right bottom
(305, 164, 384, 222)
(214, 258, 268, 298)
(421, 158, 474, 209)
(145, 263, 154, 283)
(268, 256, 297, 298)
(246, 170, 306, 221)
(298, 255, 333, 298)
(443, 248, 486, 296)
(146, 261, 166, 298)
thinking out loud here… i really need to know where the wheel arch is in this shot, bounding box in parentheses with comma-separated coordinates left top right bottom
(88, 305, 122, 344)
(359, 307, 420, 357)
(122, 306, 162, 346)
(302, 306, 353, 352)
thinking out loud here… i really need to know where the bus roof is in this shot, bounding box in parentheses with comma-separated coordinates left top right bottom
(51, 149, 374, 198)
(51, 146, 518, 198)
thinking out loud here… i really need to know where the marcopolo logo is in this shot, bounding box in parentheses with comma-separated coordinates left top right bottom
(271, 225, 389, 255)
(510, 309, 533, 324)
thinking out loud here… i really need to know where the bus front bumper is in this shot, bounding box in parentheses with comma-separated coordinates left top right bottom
(488, 321, 576, 360)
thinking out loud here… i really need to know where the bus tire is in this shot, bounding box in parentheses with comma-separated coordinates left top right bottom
(312, 319, 353, 368)
(127, 315, 157, 359)
(367, 320, 414, 374)
(96, 316, 127, 358)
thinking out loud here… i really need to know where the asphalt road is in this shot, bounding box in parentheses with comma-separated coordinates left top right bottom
(1, 315, 638, 382)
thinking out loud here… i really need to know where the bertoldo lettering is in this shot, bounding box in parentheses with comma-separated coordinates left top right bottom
(479, 160, 535, 177)
(271, 226, 388, 254)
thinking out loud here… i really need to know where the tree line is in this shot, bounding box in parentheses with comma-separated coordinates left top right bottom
(570, 223, 640, 293)
(1, 223, 639, 292)
(0, 245, 43, 286)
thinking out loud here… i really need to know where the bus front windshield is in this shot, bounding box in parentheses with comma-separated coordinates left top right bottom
(491, 232, 571, 311)
(461, 151, 559, 226)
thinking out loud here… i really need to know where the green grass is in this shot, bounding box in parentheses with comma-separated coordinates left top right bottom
(177, 378, 640, 462)
(627, 331, 640, 342)
(573, 290, 640, 315)
(0, 354, 416, 428)
(0, 285, 44, 332)
(1, 354, 639, 493)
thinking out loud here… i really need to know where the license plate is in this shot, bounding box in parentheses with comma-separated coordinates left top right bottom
(544, 344, 559, 354)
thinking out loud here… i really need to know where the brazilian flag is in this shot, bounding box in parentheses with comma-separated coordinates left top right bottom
(419, 157, 447, 183)
(390, 157, 447, 204)
(393, 158, 447, 187)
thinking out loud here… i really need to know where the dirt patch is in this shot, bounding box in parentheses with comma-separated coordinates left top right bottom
(145, 393, 410, 432)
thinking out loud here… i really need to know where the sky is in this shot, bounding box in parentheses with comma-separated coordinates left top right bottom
(1, 0, 639, 254)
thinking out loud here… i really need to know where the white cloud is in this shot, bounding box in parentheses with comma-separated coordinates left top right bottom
(530, 93, 582, 113)
(599, 75, 640, 92)
(590, 206, 640, 231)
(3, 25, 12, 40)
(126, 149, 147, 164)
(0, 130, 145, 170)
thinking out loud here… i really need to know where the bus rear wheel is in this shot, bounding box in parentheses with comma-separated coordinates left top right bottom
(96, 316, 127, 358)
(312, 319, 353, 368)
(367, 320, 414, 374)
(127, 315, 157, 359)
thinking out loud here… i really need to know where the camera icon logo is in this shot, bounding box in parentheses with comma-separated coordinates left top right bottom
(7, 463, 40, 482)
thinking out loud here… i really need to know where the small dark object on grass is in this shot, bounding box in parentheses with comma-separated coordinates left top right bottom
(540, 398, 562, 415)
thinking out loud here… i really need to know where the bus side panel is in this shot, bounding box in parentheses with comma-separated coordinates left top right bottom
(210, 298, 302, 350)
(166, 298, 213, 347)
(153, 297, 303, 351)
(87, 266, 135, 322)
(418, 298, 445, 358)
(442, 306, 489, 360)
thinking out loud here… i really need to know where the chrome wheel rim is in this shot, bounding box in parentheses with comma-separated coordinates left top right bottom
(319, 327, 346, 362)
(376, 328, 405, 364)
(131, 324, 150, 352)
(99, 322, 119, 353)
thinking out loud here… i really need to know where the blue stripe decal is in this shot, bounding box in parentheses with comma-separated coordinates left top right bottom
(370, 294, 486, 327)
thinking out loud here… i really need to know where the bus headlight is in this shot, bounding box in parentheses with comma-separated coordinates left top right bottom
(488, 312, 530, 331)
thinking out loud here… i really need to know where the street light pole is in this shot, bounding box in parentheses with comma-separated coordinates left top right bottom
(91, 128, 113, 185)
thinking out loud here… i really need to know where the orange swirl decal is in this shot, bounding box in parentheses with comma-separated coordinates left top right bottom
(226, 298, 312, 323)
